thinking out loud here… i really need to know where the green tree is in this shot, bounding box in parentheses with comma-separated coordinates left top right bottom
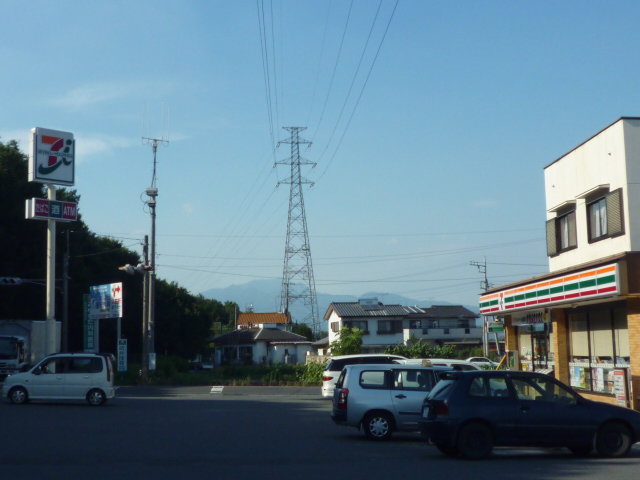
(292, 322, 314, 341)
(329, 326, 364, 355)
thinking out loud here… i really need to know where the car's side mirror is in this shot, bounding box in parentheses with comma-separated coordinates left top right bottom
(33, 366, 42, 375)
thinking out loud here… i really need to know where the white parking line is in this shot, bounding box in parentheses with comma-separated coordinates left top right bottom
(210, 386, 224, 394)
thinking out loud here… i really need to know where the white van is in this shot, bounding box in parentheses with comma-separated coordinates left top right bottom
(321, 354, 406, 397)
(395, 358, 481, 371)
(331, 363, 452, 440)
(2, 353, 116, 406)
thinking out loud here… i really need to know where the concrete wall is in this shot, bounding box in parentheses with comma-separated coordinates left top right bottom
(544, 118, 640, 271)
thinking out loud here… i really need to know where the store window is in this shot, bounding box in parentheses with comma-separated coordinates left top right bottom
(567, 305, 629, 394)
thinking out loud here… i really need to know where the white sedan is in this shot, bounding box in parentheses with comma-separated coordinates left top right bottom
(466, 356, 500, 368)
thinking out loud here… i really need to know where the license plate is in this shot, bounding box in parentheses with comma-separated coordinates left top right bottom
(422, 406, 430, 418)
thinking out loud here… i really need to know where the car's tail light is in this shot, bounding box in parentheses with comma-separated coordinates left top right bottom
(435, 403, 449, 418)
(322, 375, 334, 382)
(338, 388, 349, 410)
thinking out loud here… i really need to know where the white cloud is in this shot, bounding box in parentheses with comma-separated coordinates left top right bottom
(74, 133, 136, 162)
(50, 83, 130, 110)
(50, 80, 178, 111)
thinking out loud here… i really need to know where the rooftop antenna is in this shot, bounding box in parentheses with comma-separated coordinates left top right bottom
(140, 103, 170, 380)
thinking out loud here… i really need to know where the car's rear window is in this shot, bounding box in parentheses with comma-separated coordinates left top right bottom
(427, 373, 460, 399)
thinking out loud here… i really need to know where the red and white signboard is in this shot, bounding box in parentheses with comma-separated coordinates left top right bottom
(25, 198, 77, 222)
(29, 127, 75, 186)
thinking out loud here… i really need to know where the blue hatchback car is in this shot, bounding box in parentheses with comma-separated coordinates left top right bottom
(419, 370, 640, 459)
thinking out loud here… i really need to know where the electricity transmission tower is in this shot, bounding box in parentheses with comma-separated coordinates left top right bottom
(275, 127, 320, 332)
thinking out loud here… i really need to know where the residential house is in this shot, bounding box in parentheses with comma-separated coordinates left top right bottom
(480, 117, 640, 409)
(211, 323, 311, 365)
(324, 298, 481, 353)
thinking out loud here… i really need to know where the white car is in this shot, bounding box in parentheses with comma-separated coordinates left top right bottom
(321, 354, 406, 398)
(2, 353, 116, 406)
(397, 358, 482, 371)
(466, 356, 500, 368)
(331, 363, 452, 440)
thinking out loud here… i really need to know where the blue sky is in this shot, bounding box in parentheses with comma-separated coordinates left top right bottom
(3, 1, 640, 310)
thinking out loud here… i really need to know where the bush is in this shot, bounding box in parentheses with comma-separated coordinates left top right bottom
(298, 359, 327, 384)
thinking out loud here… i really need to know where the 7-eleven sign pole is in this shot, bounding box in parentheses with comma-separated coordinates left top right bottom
(28, 127, 76, 356)
(46, 184, 57, 355)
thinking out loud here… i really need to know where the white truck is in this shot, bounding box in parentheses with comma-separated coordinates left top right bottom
(0, 320, 61, 380)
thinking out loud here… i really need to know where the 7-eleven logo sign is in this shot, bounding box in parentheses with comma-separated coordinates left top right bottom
(29, 127, 75, 186)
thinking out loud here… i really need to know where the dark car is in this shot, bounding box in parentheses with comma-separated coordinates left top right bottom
(419, 370, 640, 460)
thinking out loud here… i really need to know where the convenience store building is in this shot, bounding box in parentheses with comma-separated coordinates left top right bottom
(480, 118, 640, 410)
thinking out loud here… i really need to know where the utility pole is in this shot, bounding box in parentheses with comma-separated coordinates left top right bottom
(142, 135, 167, 371)
(62, 229, 70, 352)
(470, 257, 500, 356)
(275, 127, 320, 333)
(141, 235, 149, 381)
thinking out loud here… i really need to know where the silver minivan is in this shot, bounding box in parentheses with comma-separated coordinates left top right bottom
(331, 363, 451, 440)
(321, 354, 406, 398)
(2, 353, 116, 406)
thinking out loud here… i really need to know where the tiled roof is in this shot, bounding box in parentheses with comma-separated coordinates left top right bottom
(324, 302, 479, 320)
(237, 312, 291, 325)
(255, 328, 310, 343)
(325, 302, 408, 319)
(211, 327, 311, 345)
(407, 305, 479, 319)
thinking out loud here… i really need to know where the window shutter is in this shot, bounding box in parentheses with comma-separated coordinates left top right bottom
(546, 218, 557, 256)
(606, 189, 624, 236)
(567, 210, 577, 248)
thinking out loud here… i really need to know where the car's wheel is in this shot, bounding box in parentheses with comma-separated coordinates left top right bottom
(568, 445, 592, 456)
(362, 412, 394, 441)
(9, 386, 28, 405)
(595, 422, 632, 458)
(456, 422, 493, 460)
(87, 389, 106, 406)
(435, 442, 459, 457)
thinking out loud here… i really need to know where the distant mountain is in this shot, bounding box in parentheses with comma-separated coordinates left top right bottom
(201, 278, 480, 328)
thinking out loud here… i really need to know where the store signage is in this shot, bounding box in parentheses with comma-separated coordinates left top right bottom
(29, 127, 75, 186)
(614, 369, 628, 407)
(25, 198, 77, 221)
(479, 263, 619, 315)
(89, 283, 123, 320)
(118, 339, 128, 372)
(512, 311, 548, 326)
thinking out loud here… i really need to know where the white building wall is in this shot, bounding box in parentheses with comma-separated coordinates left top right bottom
(362, 318, 403, 347)
(545, 119, 640, 272)
(622, 121, 640, 250)
(253, 342, 268, 364)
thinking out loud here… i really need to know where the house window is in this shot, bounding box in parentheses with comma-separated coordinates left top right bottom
(330, 322, 340, 333)
(546, 210, 577, 256)
(344, 320, 368, 332)
(409, 320, 421, 329)
(587, 189, 623, 243)
(378, 320, 402, 334)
